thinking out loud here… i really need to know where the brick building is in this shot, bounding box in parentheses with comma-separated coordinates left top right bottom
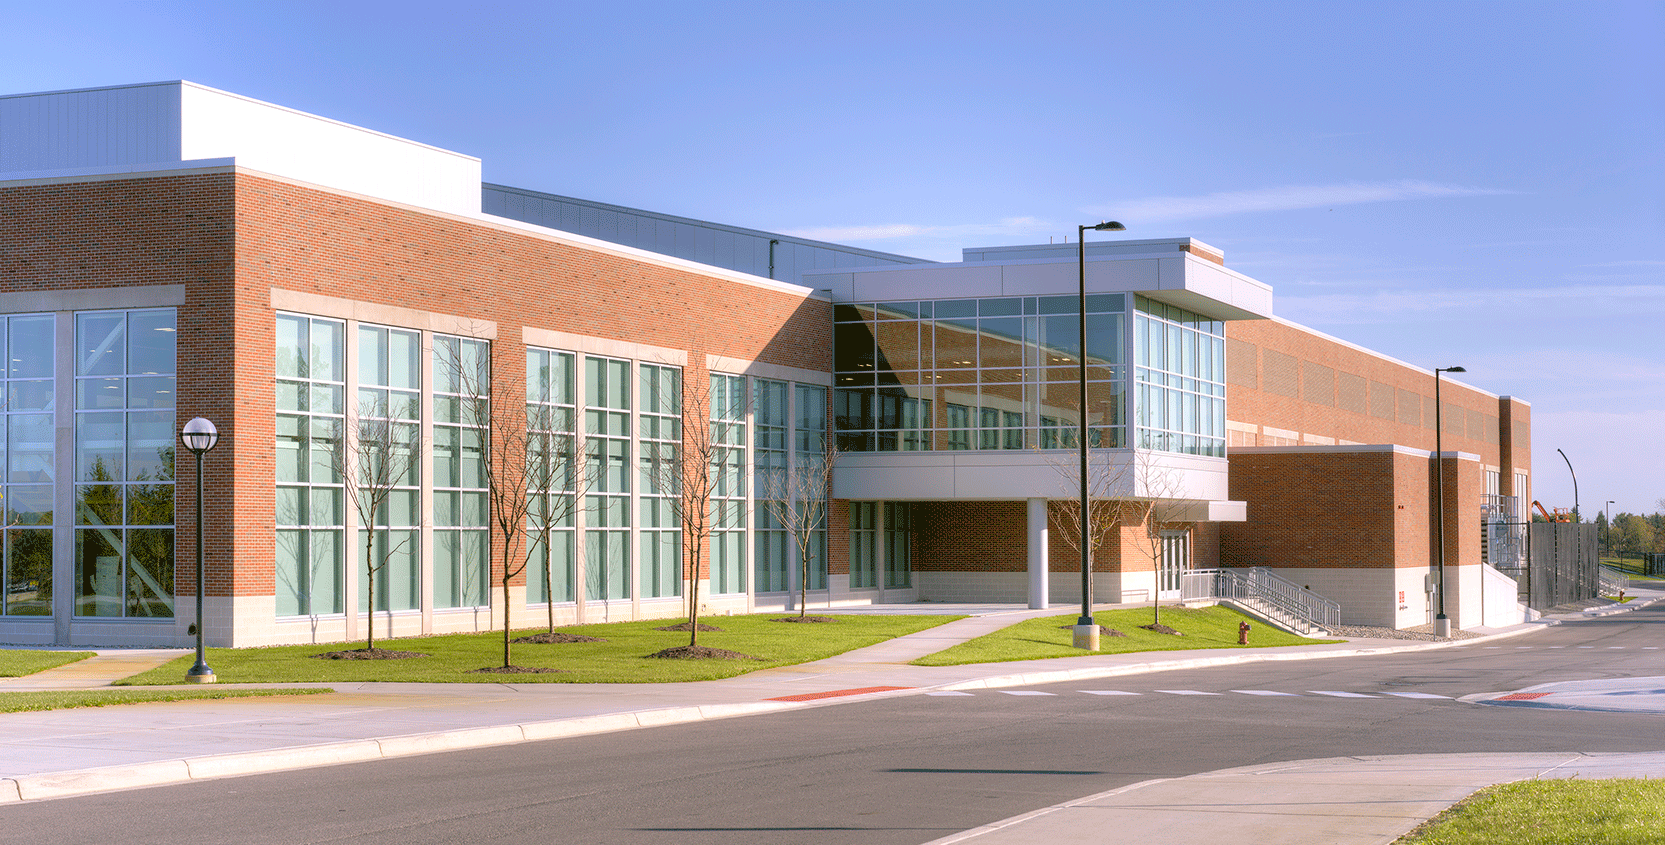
(0, 82, 1530, 648)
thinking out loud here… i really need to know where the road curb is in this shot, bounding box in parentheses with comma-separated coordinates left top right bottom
(0, 698, 815, 804)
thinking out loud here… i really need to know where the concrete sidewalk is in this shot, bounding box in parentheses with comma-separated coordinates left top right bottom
(3, 593, 1663, 845)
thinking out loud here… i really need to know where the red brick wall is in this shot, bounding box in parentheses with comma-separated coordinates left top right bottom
(4, 170, 831, 600)
(2, 172, 241, 602)
(1220, 448, 1480, 574)
(1227, 320, 1505, 465)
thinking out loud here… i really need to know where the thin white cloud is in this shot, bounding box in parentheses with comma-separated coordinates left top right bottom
(1088, 181, 1514, 223)
(1277, 283, 1665, 325)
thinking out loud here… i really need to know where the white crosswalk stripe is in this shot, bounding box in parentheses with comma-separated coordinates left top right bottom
(1232, 690, 1301, 696)
(1384, 692, 1451, 699)
(1154, 690, 1221, 695)
(1079, 690, 1142, 696)
(1309, 691, 1378, 698)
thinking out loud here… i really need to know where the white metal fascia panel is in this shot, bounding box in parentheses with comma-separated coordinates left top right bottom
(177, 82, 481, 216)
(849, 265, 1004, 301)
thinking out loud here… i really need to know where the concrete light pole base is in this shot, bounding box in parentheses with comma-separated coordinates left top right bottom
(185, 671, 217, 684)
(1433, 617, 1451, 639)
(1072, 624, 1100, 651)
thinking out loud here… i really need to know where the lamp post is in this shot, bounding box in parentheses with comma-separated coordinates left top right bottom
(1074, 221, 1125, 651)
(181, 417, 219, 683)
(1556, 448, 1578, 522)
(1605, 500, 1615, 561)
(1432, 366, 1464, 639)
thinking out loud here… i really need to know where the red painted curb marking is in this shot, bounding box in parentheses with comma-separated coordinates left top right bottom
(1494, 692, 1552, 701)
(767, 686, 913, 702)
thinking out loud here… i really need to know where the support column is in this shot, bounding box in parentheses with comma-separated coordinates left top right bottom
(1027, 498, 1049, 610)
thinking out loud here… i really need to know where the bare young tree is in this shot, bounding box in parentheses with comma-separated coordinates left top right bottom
(646, 370, 747, 650)
(525, 400, 586, 635)
(332, 397, 421, 652)
(758, 444, 838, 618)
(1121, 449, 1186, 628)
(437, 335, 534, 669)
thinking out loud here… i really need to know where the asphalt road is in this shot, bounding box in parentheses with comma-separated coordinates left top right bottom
(14, 608, 1665, 845)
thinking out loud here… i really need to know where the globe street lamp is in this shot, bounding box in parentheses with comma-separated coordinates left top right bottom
(1433, 366, 1464, 639)
(181, 417, 220, 683)
(1074, 221, 1125, 650)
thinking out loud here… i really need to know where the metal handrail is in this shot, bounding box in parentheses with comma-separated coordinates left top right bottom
(1599, 565, 1628, 598)
(1181, 568, 1340, 634)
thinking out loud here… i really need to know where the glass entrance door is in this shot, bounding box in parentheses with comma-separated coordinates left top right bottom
(1157, 530, 1189, 599)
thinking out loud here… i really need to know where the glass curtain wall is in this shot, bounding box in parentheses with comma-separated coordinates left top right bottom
(585, 356, 631, 602)
(1132, 297, 1226, 456)
(525, 348, 577, 606)
(356, 325, 422, 614)
(708, 373, 747, 594)
(638, 363, 681, 599)
(834, 296, 1125, 452)
(2, 315, 54, 616)
(432, 336, 489, 609)
(275, 314, 346, 616)
(73, 309, 176, 618)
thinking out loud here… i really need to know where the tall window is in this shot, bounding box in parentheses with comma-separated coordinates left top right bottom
(433, 336, 489, 609)
(526, 348, 577, 606)
(73, 309, 176, 618)
(357, 325, 421, 613)
(2, 315, 54, 616)
(794, 384, 828, 590)
(883, 502, 912, 588)
(709, 373, 747, 594)
(850, 502, 877, 589)
(585, 356, 631, 601)
(834, 295, 1125, 452)
(275, 314, 345, 617)
(639, 363, 682, 599)
(754, 379, 789, 593)
(1133, 297, 1225, 456)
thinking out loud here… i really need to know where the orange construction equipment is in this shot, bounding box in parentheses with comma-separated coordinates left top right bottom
(1532, 500, 1572, 522)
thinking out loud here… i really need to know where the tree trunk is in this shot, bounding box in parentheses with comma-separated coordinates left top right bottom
(364, 531, 377, 651)
(502, 567, 512, 668)
(544, 526, 555, 633)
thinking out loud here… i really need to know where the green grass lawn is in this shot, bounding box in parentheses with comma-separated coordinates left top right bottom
(1396, 778, 1665, 844)
(911, 605, 1337, 666)
(0, 687, 331, 714)
(0, 649, 93, 677)
(118, 614, 963, 685)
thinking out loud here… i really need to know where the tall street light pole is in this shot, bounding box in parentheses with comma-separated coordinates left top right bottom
(1556, 448, 1578, 522)
(181, 417, 220, 683)
(1433, 366, 1464, 640)
(1073, 221, 1125, 651)
(1605, 500, 1615, 560)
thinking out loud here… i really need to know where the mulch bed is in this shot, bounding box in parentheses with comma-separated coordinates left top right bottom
(310, 648, 427, 660)
(654, 622, 725, 633)
(1058, 624, 1129, 637)
(645, 645, 759, 660)
(1140, 624, 1182, 635)
(466, 665, 568, 675)
(773, 616, 836, 624)
(512, 632, 606, 644)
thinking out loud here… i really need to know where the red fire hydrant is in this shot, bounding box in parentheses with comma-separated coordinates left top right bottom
(1238, 621, 1252, 645)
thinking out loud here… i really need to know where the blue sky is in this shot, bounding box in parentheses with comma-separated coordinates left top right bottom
(5, 0, 1662, 516)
